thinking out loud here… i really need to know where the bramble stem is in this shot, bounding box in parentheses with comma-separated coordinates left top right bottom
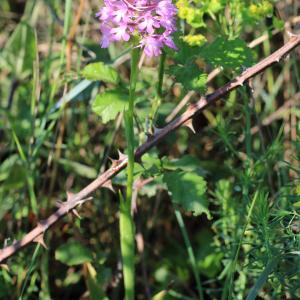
(120, 47, 140, 300)
(1, 34, 300, 264)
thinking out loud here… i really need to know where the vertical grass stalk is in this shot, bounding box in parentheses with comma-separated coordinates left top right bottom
(120, 47, 140, 300)
(19, 244, 41, 300)
(222, 190, 260, 300)
(174, 208, 204, 300)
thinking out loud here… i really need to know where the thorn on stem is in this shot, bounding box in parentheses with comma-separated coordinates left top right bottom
(237, 78, 244, 86)
(102, 180, 115, 193)
(4, 238, 11, 248)
(33, 234, 48, 249)
(76, 196, 93, 207)
(117, 150, 128, 161)
(109, 157, 119, 168)
(283, 54, 290, 61)
(286, 30, 296, 38)
(72, 209, 81, 219)
(66, 191, 75, 201)
(275, 57, 281, 63)
(183, 119, 196, 134)
(56, 191, 76, 210)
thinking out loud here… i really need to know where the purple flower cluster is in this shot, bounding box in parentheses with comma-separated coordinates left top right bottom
(97, 0, 177, 57)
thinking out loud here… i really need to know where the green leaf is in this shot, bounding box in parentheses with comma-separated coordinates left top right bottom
(140, 153, 162, 177)
(92, 90, 129, 123)
(81, 62, 119, 84)
(55, 241, 93, 266)
(163, 171, 210, 218)
(169, 62, 207, 93)
(200, 37, 253, 70)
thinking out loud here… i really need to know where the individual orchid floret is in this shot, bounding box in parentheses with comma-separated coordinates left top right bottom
(138, 12, 160, 34)
(140, 35, 163, 57)
(110, 24, 131, 41)
(100, 24, 112, 47)
(97, 0, 178, 57)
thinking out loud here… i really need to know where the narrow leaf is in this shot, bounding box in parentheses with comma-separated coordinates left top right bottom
(246, 259, 278, 300)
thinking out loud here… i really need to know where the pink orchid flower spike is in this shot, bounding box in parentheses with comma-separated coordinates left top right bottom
(97, 0, 178, 57)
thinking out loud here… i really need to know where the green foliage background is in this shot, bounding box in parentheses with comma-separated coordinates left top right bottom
(0, 0, 300, 299)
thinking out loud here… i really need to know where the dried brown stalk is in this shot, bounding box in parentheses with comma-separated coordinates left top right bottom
(1, 34, 300, 263)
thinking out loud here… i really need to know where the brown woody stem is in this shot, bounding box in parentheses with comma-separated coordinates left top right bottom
(1, 34, 300, 263)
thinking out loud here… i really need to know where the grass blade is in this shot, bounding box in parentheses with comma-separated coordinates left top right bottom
(246, 258, 278, 300)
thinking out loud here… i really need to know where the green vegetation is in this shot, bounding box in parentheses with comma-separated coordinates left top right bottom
(0, 0, 300, 299)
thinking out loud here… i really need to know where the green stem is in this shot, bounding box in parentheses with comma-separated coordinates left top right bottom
(120, 47, 140, 300)
(149, 51, 166, 128)
(174, 208, 204, 300)
(157, 50, 166, 98)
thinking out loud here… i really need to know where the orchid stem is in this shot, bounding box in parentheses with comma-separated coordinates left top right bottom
(120, 47, 140, 300)
(157, 50, 166, 98)
(149, 51, 166, 129)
